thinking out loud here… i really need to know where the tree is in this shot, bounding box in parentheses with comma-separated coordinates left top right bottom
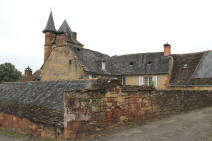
(0, 63, 22, 83)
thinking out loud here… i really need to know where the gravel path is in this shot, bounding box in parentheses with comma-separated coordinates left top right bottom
(100, 107, 212, 141)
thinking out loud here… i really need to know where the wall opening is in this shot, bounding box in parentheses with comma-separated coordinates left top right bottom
(129, 62, 134, 66)
(69, 60, 72, 64)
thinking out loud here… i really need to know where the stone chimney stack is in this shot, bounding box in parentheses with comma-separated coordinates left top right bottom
(164, 43, 171, 56)
(25, 66, 32, 78)
(71, 32, 77, 41)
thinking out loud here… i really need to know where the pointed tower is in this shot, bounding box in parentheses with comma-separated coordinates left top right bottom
(43, 12, 57, 62)
(55, 20, 70, 46)
(57, 20, 83, 48)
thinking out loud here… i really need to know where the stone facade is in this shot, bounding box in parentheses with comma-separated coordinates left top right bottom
(64, 80, 212, 139)
(41, 46, 87, 81)
(125, 74, 169, 90)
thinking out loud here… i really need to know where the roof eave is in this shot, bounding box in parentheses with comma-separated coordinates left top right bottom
(169, 84, 212, 87)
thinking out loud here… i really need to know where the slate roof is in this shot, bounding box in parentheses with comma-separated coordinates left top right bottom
(111, 52, 171, 75)
(69, 45, 113, 75)
(0, 80, 94, 110)
(169, 51, 212, 86)
(43, 12, 57, 33)
(70, 46, 171, 76)
(192, 51, 212, 78)
(0, 80, 95, 127)
(58, 20, 83, 46)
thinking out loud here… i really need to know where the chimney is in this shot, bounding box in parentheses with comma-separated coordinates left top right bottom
(56, 32, 67, 46)
(164, 43, 171, 56)
(71, 32, 77, 41)
(25, 66, 32, 78)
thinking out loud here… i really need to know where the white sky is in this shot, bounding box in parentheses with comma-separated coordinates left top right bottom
(1, 0, 212, 73)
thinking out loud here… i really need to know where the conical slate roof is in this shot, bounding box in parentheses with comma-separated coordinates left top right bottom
(58, 20, 72, 33)
(58, 20, 73, 42)
(58, 20, 83, 46)
(43, 12, 57, 33)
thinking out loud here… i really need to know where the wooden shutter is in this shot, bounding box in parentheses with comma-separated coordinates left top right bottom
(152, 76, 158, 87)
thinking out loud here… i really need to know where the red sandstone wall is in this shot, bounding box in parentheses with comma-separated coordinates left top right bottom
(0, 113, 63, 139)
(64, 86, 212, 140)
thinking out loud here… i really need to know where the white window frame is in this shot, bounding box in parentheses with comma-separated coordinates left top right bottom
(139, 75, 157, 87)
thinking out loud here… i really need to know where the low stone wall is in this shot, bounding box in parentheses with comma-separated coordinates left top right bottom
(1, 79, 212, 140)
(0, 113, 63, 139)
(0, 101, 64, 139)
(64, 83, 212, 139)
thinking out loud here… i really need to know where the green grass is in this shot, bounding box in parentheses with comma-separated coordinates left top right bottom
(0, 128, 30, 138)
(207, 137, 212, 141)
(0, 128, 65, 141)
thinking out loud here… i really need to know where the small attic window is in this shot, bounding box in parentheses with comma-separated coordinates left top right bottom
(147, 61, 152, 65)
(183, 64, 188, 68)
(102, 62, 106, 70)
(129, 62, 134, 66)
(69, 60, 72, 64)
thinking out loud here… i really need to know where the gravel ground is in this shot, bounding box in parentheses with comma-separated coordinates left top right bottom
(99, 106, 212, 141)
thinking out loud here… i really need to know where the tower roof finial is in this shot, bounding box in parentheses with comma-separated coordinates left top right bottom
(43, 11, 57, 33)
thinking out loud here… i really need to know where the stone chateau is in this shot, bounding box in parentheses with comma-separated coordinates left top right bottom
(21, 12, 212, 90)
(0, 12, 212, 140)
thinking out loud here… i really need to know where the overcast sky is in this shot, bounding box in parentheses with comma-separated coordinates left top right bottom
(1, 0, 212, 73)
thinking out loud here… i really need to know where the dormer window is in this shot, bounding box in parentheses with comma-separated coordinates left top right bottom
(102, 61, 106, 70)
(183, 64, 188, 68)
(147, 61, 152, 65)
(129, 62, 134, 66)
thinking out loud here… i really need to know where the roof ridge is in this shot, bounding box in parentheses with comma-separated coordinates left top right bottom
(112, 52, 164, 57)
(172, 50, 209, 56)
(69, 45, 110, 57)
(3, 79, 96, 84)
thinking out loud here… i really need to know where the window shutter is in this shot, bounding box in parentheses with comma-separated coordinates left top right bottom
(139, 76, 144, 86)
(153, 76, 158, 87)
(89, 75, 92, 79)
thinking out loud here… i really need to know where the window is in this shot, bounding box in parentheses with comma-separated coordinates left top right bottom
(89, 75, 97, 79)
(121, 76, 125, 85)
(147, 61, 152, 65)
(69, 60, 72, 64)
(129, 62, 134, 66)
(102, 62, 106, 70)
(92, 75, 97, 78)
(89, 75, 92, 79)
(144, 76, 152, 86)
(144, 77, 149, 86)
(183, 64, 188, 68)
(139, 76, 157, 87)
